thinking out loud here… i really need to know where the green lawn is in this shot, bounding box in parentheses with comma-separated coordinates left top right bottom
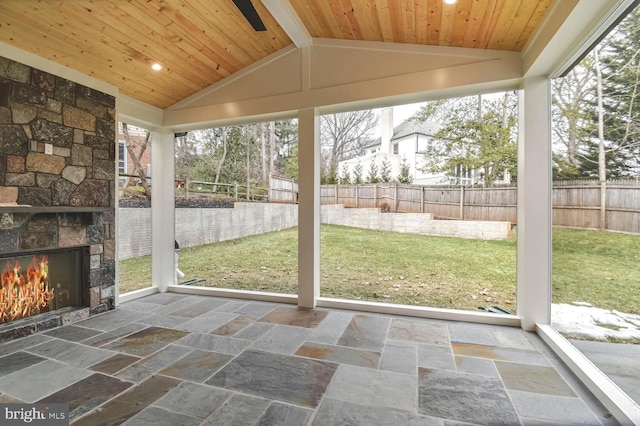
(119, 225, 639, 314)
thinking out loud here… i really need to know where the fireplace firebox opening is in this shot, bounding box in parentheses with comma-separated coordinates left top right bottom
(0, 248, 85, 324)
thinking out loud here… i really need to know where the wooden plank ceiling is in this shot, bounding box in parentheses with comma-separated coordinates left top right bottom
(0, 0, 551, 109)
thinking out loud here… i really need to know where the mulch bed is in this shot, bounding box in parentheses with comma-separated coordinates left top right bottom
(119, 197, 235, 208)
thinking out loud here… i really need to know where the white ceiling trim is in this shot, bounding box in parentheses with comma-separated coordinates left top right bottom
(261, 0, 312, 48)
(522, 0, 633, 77)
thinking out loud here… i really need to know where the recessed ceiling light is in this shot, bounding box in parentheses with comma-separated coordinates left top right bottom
(443, 0, 457, 4)
(151, 63, 162, 71)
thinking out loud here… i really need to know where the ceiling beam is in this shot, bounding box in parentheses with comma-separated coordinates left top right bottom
(261, 0, 312, 47)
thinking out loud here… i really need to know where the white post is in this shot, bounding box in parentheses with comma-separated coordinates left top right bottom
(517, 78, 552, 330)
(298, 108, 320, 308)
(151, 128, 175, 293)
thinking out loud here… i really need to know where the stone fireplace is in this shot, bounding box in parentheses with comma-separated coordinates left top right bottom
(0, 56, 116, 341)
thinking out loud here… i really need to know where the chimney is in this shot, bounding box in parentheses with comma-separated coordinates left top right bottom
(380, 108, 393, 154)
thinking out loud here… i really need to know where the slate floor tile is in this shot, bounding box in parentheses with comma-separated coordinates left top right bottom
(308, 311, 353, 345)
(234, 322, 275, 340)
(38, 373, 132, 420)
(177, 312, 239, 333)
(207, 350, 338, 408)
(234, 301, 277, 318)
(158, 349, 233, 382)
(176, 332, 252, 354)
(136, 313, 190, 329)
(154, 382, 231, 419)
(202, 394, 270, 426)
(44, 325, 102, 342)
(509, 390, 601, 425)
(0, 351, 46, 377)
(0, 360, 91, 402)
(496, 361, 576, 396)
(388, 318, 449, 346)
(447, 323, 501, 346)
(73, 375, 180, 426)
(327, 364, 417, 412)
(90, 353, 140, 375)
(259, 402, 313, 426)
(313, 398, 442, 426)
(380, 341, 417, 375)
(102, 326, 189, 357)
(493, 327, 537, 351)
(296, 341, 380, 369)
(418, 367, 519, 425)
(452, 342, 550, 366)
(418, 343, 456, 371)
(81, 323, 149, 347)
(337, 314, 390, 352)
(75, 310, 149, 332)
(122, 406, 201, 426)
(168, 298, 229, 318)
(0, 393, 23, 403)
(0, 334, 52, 356)
(250, 324, 310, 354)
(259, 307, 328, 328)
(151, 296, 206, 315)
(27, 338, 115, 368)
(137, 293, 188, 306)
(117, 300, 163, 313)
(211, 314, 254, 336)
(454, 356, 499, 378)
(116, 345, 192, 382)
(213, 300, 250, 313)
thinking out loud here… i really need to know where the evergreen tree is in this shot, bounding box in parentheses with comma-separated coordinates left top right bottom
(339, 165, 351, 184)
(321, 165, 338, 184)
(366, 157, 380, 183)
(353, 162, 363, 184)
(396, 157, 413, 184)
(380, 157, 392, 182)
(598, 7, 640, 176)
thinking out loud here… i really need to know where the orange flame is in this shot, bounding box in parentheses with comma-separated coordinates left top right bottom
(0, 256, 55, 323)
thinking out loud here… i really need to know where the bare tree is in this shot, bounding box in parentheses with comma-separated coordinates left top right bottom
(321, 110, 378, 173)
(121, 122, 151, 199)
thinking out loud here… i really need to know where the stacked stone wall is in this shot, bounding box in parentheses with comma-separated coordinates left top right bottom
(0, 56, 116, 339)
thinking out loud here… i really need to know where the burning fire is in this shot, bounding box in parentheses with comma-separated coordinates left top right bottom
(0, 256, 55, 323)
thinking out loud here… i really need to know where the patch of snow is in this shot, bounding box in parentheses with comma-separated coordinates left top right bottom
(551, 303, 640, 341)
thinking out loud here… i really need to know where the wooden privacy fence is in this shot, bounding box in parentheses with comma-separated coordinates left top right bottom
(270, 176, 640, 234)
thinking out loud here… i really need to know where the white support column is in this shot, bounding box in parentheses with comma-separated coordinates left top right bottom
(151, 128, 176, 293)
(297, 108, 320, 308)
(517, 77, 552, 330)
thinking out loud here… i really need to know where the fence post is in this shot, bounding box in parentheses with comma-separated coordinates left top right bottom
(374, 184, 378, 208)
(420, 185, 424, 213)
(185, 179, 189, 201)
(459, 185, 465, 220)
(234, 182, 238, 201)
(334, 185, 338, 205)
(394, 183, 398, 212)
(600, 180, 606, 231)
(356, 185, 359, 208)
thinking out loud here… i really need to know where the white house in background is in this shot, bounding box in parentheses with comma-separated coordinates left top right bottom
(338, 108, 448, 185)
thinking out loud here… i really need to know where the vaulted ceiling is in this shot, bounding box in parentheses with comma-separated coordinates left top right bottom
(0, 0, 552, 110)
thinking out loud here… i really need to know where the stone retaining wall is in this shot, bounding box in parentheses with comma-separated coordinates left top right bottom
(321, 204, 511, 240)
(119, 203, 510, 260)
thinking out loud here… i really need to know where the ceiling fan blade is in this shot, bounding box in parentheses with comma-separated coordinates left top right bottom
(232, 0, 266, 31)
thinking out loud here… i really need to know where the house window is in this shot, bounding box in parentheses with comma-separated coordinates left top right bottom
(393, 143, 398, 155)
(118, 142, 126, 174)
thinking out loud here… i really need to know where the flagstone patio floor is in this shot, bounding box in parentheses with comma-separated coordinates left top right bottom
(0, 293, 622, 425)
